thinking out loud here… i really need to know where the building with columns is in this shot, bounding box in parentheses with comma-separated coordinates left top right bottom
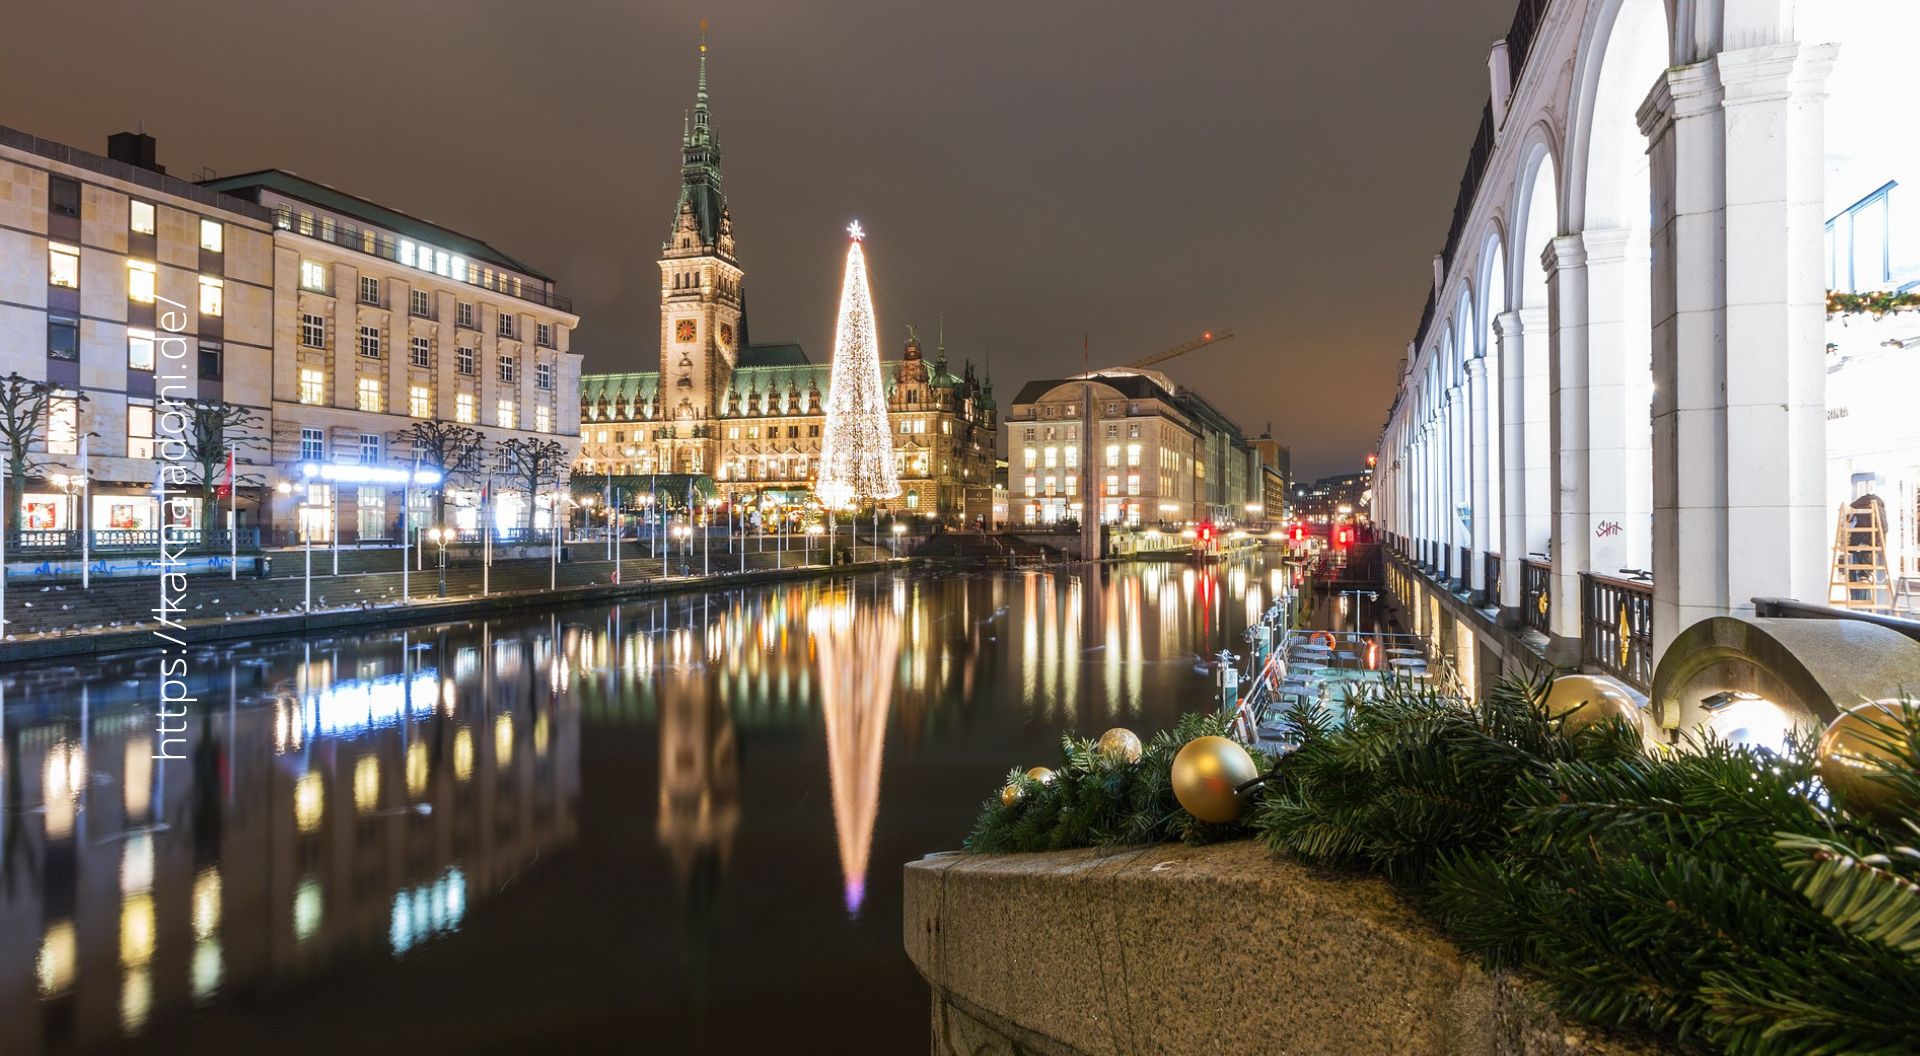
(573, 40, 998, 521)
(1372, 0, 1917, 700)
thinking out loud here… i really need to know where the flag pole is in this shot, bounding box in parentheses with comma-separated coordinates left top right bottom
(228, 442, 237, 581)
(401, 456, 412, 605)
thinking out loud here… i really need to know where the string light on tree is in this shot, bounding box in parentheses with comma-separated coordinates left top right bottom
(816, 220, 900, 509)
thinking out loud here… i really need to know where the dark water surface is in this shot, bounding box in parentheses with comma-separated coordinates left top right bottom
(0, 556, 1290, 1054)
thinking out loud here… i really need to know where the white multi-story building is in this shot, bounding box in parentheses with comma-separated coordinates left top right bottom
(202, 171, 582, 540)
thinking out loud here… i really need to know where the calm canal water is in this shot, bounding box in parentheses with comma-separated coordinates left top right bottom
(0, 555, 1293, 1054)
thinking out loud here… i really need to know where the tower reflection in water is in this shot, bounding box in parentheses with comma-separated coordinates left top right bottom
(1, 558, 1272, 1051)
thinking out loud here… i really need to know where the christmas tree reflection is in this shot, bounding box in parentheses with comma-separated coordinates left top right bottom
(812, 591, 900, 917)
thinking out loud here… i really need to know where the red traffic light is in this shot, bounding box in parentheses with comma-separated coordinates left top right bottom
(1289, 524, 1305, 543)
(1198, 523, 1215, 543)
(1335, 526, 1354, 547)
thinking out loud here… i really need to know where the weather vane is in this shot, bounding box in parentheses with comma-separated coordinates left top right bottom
(847, 220, 864, 241)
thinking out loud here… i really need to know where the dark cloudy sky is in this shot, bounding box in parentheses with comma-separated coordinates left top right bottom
(4, 0, 1516, 478)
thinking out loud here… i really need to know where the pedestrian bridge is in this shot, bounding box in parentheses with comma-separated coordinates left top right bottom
(1371, 0, 1920, 710)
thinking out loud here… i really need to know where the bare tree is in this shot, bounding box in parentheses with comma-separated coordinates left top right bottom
(397, 420, 486, 525)
(495, 437, 570, 534)
(176, 401, 266, 540)
(0, 374, 50, 534)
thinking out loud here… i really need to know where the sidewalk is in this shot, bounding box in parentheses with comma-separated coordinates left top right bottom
(0, 543, 904, 665)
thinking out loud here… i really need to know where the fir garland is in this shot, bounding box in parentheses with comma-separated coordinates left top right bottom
(1826, 289, 1920, 320)
(962, 676, 1920, 1056)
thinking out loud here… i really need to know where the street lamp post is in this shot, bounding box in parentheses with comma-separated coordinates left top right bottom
(891, 520, 905, 558)
(428, 527, 448, 597)
(806, 523, 824, 566)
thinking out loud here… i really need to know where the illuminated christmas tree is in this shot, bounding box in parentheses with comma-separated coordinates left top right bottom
(816, 221, 900, 508)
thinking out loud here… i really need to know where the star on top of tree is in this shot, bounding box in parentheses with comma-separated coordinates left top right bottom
(847, 220, 864, 241)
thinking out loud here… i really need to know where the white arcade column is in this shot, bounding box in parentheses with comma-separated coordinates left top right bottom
(1466, 355, 1492, 600)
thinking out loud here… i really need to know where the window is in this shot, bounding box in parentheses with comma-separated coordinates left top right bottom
(49, 177, 78, 218)
(1064, 446, 1078, 468)
(359, 276, 381, 305)
(536, 362, 554, 390)
(808, 424, 820, 437)
(357, 377, 384, 412)
(359, 433, 381, 465)
(301, 314, 325, 348)
(130, 200, 156, 235)
(49, 243, 79, 287)
(1044, 448, 1058, 469)
(1106, 444, 1120, 467)
(198, 276, 223, 317)
(410, 336, 429, 368)
(497, 354, 516, 384)
(300, 260, 329, 292)
(535, 406, 552, 433)
(48, 393, 78, 455)
(1127, 444, 1142, 466)
(199, 219, 224, 252)
(1105, 424, 1117, 439)
(129, 329, 155, 371)
(410, 289, 430, 317)
(299, 368, 326, 405)
(537, 323, 553, 347)
(128, 261, 156, 303)
(496, 398, 516, 430)
(456, 347, 474, 375)
(358, 326, 381, 359)
(47, 316, 78, 361)
(198, 341, 222, 379)
(300, 428, 325, 463)
(456, 392, 476, 424)
(127, 399, 155, 459)
(1024, 475, 1037, 496)
(1128, 423, 1140, 438)
(497, 313, 516, 338)
(409, 385, 431, 418)
(1127, 474, 1141, 496)
(457, 302, 474, 328)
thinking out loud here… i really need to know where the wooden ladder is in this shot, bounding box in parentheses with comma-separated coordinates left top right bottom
(1830, 495, 1893, 613)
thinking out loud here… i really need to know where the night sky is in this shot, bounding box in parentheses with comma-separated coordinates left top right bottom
(3, 0, 1517, 477)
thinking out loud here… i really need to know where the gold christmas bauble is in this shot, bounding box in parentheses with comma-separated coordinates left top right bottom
(1096, 728, 1143, 765)
(1000, 782, 1024, 809)
(1171, 736, 1258, 824)
(1817, 701, 1916, 821)
(1542, 674, 1641, 735)
(1025, 766, 1056, 786)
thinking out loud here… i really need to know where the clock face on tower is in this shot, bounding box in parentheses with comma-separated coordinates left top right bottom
(719, 323, 733, 348)
(675, 320, 697, 343)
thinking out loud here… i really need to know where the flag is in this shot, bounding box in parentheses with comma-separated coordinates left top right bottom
(215, 447, 234, 500)
(79, 434, 90, 476)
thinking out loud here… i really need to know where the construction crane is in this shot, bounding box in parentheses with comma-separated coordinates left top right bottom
(1123, 329, 1236, 370)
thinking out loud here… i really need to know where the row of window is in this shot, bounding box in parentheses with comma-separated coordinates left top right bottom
(295, 372, 554, 432)
(297, 315, 554, 387)
(50, 251, 226, 317)
(297, 261, 556, 345)
(1023, 475, 1146, 498)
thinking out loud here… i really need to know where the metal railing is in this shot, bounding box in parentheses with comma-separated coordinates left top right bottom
(270, 206, 573, 313)
(1505, 0, 1552, 80)
(1580, 572, 1654, 691)
(1522, 559, 1552, 636)
(8, 527, 262, 553)
(1752, 597, 1920, 645)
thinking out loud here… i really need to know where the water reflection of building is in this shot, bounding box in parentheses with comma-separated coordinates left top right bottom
(655, 650, 740, 920)
(812, 595, 900, 917)
(0, 634, 578, 1054)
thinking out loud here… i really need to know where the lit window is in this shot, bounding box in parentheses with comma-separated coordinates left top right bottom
(128, 261, 156, 303)
(1024, 447, 1036, 468)
(410, 336, 429, 368)
(456, 393, 476, 424)
(300, 260, 328, 292)
(1127, 474, 1141, 496)
(357, 377, 384, 412)
(198, 277, 223, 317)
(535, 406, 552, 434)
(1064, 446, 1078, 468)
(300, 314, 325, 348)
(129, 201, 156, 235)
(1024, 475, 1036, 496)
(1106, 444, 1120, 467)
(299, 369, 325, 405)
(1044, 448, 1057, 468)
(49, 243, 79, 287)
(496, 398, 516, 430)
(358, 326, 381, 359)
(359, 433, 381, 465)
(127, 399, 155, 459)
(1127, 444, 1141, 467)
(48, 394, 78, 455)
(300, 428, 324, 462)
(199, 219, 223, 252)
(409, 385, 431, 418)
(128, 329, 155, 371)
(456, 348, 474, 375)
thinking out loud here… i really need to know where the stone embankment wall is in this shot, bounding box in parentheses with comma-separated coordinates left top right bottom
(904, 842, 1670, 1056)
